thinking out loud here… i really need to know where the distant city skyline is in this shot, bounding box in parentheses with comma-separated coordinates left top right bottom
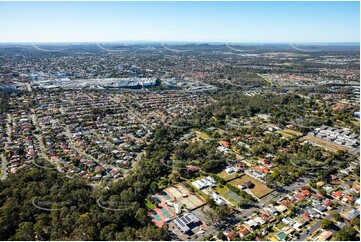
(0, 1, 359, 43)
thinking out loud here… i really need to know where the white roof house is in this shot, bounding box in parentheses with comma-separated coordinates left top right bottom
(254, 216, 266, 225)
(192, 180, 206, 190)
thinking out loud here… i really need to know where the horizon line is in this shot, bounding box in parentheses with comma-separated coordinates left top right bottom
(0, 41, 360, 45)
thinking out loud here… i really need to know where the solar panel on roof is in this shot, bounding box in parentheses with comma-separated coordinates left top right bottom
(174, 218, 190, 232)
(187, 213, 199, 223)
(180, 217, 189, 224)
(182, 216, 191, 224)
(175, 218, 185, 227)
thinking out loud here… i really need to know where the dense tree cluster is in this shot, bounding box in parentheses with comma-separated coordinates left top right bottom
(0, 92, 10, 113)
(335, 226, 359, 241)
(213, 68, 269, 87)
(0, 132, 173, 241)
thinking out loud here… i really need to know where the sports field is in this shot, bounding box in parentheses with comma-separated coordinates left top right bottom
(150, 211, 162, 222)
(160, 208, 172, 218)
(148, 183, 205, 227)
(151, 195, 163, 204)
(178, 194, 205, 210)
(159, 191, 171, 200)
(225, 190, 242, 204)
(167, 186, 182, 197)
(214, 186, 239, 206)
(149, 206, 175, 227)
(164, 183, 205, 210)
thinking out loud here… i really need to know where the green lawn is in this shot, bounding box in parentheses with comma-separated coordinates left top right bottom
(269, 227, 278, 233)
(276, 222, 286, 230)
(195, 131, 210, 140)
(214, 186, 240, 207)
(217, 170, 241, 181)
(215, 185, 229, 198)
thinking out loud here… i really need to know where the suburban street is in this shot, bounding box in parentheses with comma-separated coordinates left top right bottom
(1, 154, 7, 180)
(297, 220, 322, 241)
(30, 110, 51, 162)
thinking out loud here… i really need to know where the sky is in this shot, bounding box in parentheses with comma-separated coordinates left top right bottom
(0, 1, 359, 43)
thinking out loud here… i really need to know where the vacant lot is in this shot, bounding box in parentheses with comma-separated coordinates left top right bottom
(283, 129, 303, 136)
(277, 129, 303, 138)
(276, 130, 292, 138)
(301, 135, 348, 152)
(228, 175, 273, 199)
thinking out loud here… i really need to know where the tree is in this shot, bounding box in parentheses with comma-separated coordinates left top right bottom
(318, 188, 327, 197)
(289, 206, 297, 217)
(351, 217, 360, 228)
(238, 199, 252, 208)
(204, 204, 232, 227)
(321, 219, 333, 229)
(202, 159, 226, 173)
(206, 197, 217, 209)
(11, 222, 35, 241)
(217, 232, 226, 240)
(33, 214, 50, 240)
(99, 224, 117, 240)
(0, 146, 172, 241)
(203, 234, 215, 241)
(335, 226, 358, 241)
(150, 181, 158, 193)
(331, 212, 342, 222)
(135, 208, 148, 226)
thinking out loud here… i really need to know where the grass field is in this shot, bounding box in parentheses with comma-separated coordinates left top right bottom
(214, 186, 239, 206)
(217, 170, 241, 181)
(195, 131, 210, 140)
(301, 135, 348, 152)
(228, 175, 273, 199)
(283, 129, 303, 136)
(277, 129, 303, 138)
(276, 130, 292, 138)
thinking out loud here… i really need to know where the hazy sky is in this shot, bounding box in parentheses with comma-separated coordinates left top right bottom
(0, 1, 359, 43)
